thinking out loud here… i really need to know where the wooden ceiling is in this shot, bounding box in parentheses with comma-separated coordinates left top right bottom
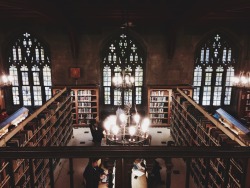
(0, 0, 250, 27)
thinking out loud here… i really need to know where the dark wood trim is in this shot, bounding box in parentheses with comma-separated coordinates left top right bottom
(0, 146, 250, 159)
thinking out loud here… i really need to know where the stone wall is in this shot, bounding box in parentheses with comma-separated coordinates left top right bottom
(0, 23, 250, 112)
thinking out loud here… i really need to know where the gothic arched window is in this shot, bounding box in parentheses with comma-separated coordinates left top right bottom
(8, 32, 52, 107)
(102, 32, 145, 106)
(193, 33, 237, 106)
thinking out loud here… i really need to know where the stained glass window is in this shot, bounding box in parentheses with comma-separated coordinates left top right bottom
(104, 87, 111, 104)
(193, 33, 237, 106)
(8, 32, 52, 107)
(102, 32, 145, 106)
(224, 66, 234, 105)
(114, 89, 122, 106)
(43, 65, 52, 101)
(103, 66, 111, 87)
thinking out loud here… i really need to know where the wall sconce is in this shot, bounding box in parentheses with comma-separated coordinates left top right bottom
(70, 67, 80, 85)
(70, 67, 81, 79)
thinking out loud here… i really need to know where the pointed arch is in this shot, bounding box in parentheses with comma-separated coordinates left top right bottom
(8, 31, 52, 107)
(101, 30, 146, 106)
(193, 31, 239, 106)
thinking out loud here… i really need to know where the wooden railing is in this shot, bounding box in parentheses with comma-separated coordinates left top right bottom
(1, 146, 250, 188)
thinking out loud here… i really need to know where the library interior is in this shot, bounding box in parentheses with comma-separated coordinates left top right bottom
(1, 1, 250, 188)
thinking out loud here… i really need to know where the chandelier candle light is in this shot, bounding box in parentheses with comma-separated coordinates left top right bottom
(0, 74, 13, 88)
(103, 104, 151, 145)
(112, 70, 135, 89)
(232, 71, 250, 88)
(103, 6, 150, 145)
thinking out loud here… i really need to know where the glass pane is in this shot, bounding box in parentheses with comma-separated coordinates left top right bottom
(200, 48, 204, 63)
(225, 66, 234, 86)
(104, 87, 111, 104)
(222, 48, 227, 62)
(41, 48, 45, 61)
(12, 47, 17, 61)
(22, 86, 32, 106)
(227, 49, 232, 62)
(124, 89, 132, 105)
(193, 66, 202, 86)
(43, 65, 52, 86)
(33, 86, 42, 106)
(215, 73, 223, 86)
(213, 87, 222, 106)
(9, 65, 19, 86)
(114, 89, 121, 106)
(18, 47, 22, 60)
(33, 72, 40, 85)
(12, 87, 20, 105)
(35, 47, 40, 61)
(205, 73, 212, 85)
(125, 65, 132, 72)
(45, 87, 52, 101)
(103, 66, 111, 86)
(114, 65, 122, 72)
(205, 48, 209, 62)
(193, 87, 200, 103)
(135, 87, 142, 104)
(202, 86, 211, 105)
(224, 87, 232, 105)
(135, 66, 143, 86)
(21, 72, 29, 85)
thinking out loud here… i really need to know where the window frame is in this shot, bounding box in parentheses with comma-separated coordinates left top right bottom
(193, 33, 237, 107)
(7, 32, 52, 108)
(101, 32, 146, 107)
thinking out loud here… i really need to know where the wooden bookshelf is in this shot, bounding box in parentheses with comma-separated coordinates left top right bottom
(148, 88, 171, 127)
(232, 87, 250, 127)
(171, 88, 250, 188)
(147, 85, 192, 127)
(53, 86, 99, 127)
(0, 88, 73, 188)
(70, 86, 99, 127)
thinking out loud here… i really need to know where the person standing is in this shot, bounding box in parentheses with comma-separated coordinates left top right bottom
(149, 159, 162, 186)
(89, 117, 104, 145)
(83, 158, 105, 188)
(89, 119, 97, 142)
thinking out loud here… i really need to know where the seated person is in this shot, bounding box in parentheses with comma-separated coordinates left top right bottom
(107, 169, 114, 188)
(131, 159, 147, 188)
(83, 158, 107, 188)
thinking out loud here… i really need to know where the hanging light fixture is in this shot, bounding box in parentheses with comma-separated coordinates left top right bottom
(0, 74, 13, 88)
(112, 0, 135, 91)
(232, 71, 250, 88)
(103, 104, 151, 145)
(112, 70, 135, 89)
(102, 0, 150, 145)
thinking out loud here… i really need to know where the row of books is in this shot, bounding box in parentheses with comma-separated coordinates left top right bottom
(150, 96, 167, 102)
(150, 91, 166, 96)
(77, 90, 95, 96)
(171, 90, 248, 188)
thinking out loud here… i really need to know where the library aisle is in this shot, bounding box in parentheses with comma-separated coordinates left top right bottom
(54, 127, 196, 188)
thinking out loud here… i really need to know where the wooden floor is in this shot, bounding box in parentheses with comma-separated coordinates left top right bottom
(53, 127, 197, 188)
